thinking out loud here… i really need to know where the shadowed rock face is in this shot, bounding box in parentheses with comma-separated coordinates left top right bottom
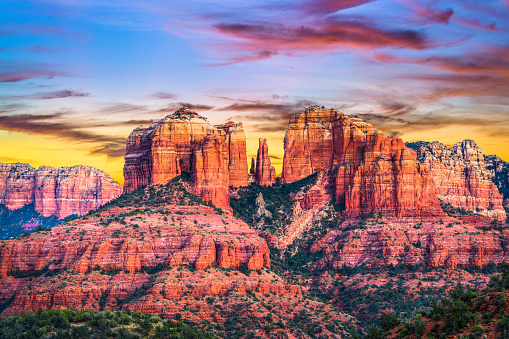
(409, 140, 506, 221)
(0, 163, 122, 219)
(123, 108, 248, 208)
(282, 106, 443, 218)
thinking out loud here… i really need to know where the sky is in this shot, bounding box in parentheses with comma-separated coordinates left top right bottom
(1, 0, 508, 185)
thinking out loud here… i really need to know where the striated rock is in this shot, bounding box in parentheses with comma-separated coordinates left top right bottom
(409, 140, 506, 221)
(0, 163, 121, 219)
(0, 163, 35, 211)
(255, 139, 276, 186)
(282, 107, 336, 183)
(124, 108, 249, 207)
(311, 217, 509, 270)
(282, 106, 443, 218)
(192, 135, 230, 209)
(215, 121, 248, 187)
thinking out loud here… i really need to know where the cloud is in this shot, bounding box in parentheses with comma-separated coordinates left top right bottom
(148, 92, 178, 99)
(25, 45, 67, 53)
(216, 99, 317, 133)
(207, 50, 277, 67)
(100, 103, 146, 114)
(300, 0, 374, 15)
(37, 90, 89, 99)
(0, 70, 64, 82)
(215, 20, 428, 55)
(159, 103, 215, 112)
(0, 113, 132, 159)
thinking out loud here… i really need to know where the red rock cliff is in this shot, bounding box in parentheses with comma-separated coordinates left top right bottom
(282, 106, 443, 218)
(214, 121, 249, 187)
(123, 108, 249, 208)
(410, 140, 506, 221)
(0, 163, 122, 219)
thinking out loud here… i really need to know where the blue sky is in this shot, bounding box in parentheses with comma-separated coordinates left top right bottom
(1, 0, 508, 183)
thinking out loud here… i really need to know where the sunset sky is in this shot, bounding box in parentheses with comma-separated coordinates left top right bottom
(1, 0, 508, 185)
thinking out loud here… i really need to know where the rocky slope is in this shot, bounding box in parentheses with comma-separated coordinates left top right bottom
(282, 106, 443, 218)
(0, 163, 122, 220)
(123, 108, 250, 209)
(0, 180, 353, 338)
(408, 140, 506, 221)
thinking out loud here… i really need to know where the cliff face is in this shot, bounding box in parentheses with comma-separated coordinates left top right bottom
(123, 108, 249, 208)
(0, 163, 122, 219)
(281, 106, 443, 218)
(409, 140, 506, 221)
(215, 121, 249, 187)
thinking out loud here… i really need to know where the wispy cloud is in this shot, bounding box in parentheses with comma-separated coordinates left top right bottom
(148, 92, 178, 100)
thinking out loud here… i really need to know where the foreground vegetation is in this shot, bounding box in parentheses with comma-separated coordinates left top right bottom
(362, 264, 509, 338)
(0, 308, 215, 339)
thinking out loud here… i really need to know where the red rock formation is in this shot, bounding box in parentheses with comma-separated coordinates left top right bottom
(410, 140, 506, 221)
(282, 107, 336, 183)
(124, 108, 249, 207)
(282, 106, 443, 218)
(255, 138, 276, 186)
(310, 217, 508, 269)
(192, 135, 230, 209)
(215, 121, 248, 187)
(0, 163, 35, 211)
(0, 163, 121, 219)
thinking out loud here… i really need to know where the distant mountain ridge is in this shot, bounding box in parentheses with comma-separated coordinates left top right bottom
(0, 163, 122, 238)
(407, 140, 507, 220)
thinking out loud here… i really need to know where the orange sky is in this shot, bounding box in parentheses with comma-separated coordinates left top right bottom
(2, 114, 507, 186)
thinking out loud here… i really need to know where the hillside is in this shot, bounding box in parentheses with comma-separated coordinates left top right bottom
(381, 264, 509, 339)
(0, 308, 215, 339)
(0, 176, 354, 338)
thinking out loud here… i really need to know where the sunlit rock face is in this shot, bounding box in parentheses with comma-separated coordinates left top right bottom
(123, 108, 249, 208)
(0, 163, 122, 219)
(282, 106, 443, 218)
(409, 140, 506, 221)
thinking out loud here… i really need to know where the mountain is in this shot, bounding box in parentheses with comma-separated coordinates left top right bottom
(0, 178, 353, 338)
(0, 163, 122, 239)
(123, 107, 277, 209)
(282, 106, 443, 218)
(1, 105, 509, 338)
(407, 140, 506, 221)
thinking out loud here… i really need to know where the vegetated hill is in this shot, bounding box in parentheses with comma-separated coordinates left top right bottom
(369, 264, 509, 339)
(230, 171, 509, 332)
(0, 204, 64, 240)
(0, 308, 215, 339)
(0, 175, 355, 338)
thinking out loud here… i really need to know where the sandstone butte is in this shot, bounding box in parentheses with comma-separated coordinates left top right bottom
(123, 108, 251, 209)
(0, 163, 122, 219)
(281, 105, 443, 218)
(408, 140, 507, 221)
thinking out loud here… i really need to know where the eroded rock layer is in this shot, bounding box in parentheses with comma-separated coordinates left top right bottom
(123, 108, 249, 208)
(282, 106, 443, 218)
(0, 163, 121, 219)
(409, 140, 506, 221)
(215, 121, 249, 187)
